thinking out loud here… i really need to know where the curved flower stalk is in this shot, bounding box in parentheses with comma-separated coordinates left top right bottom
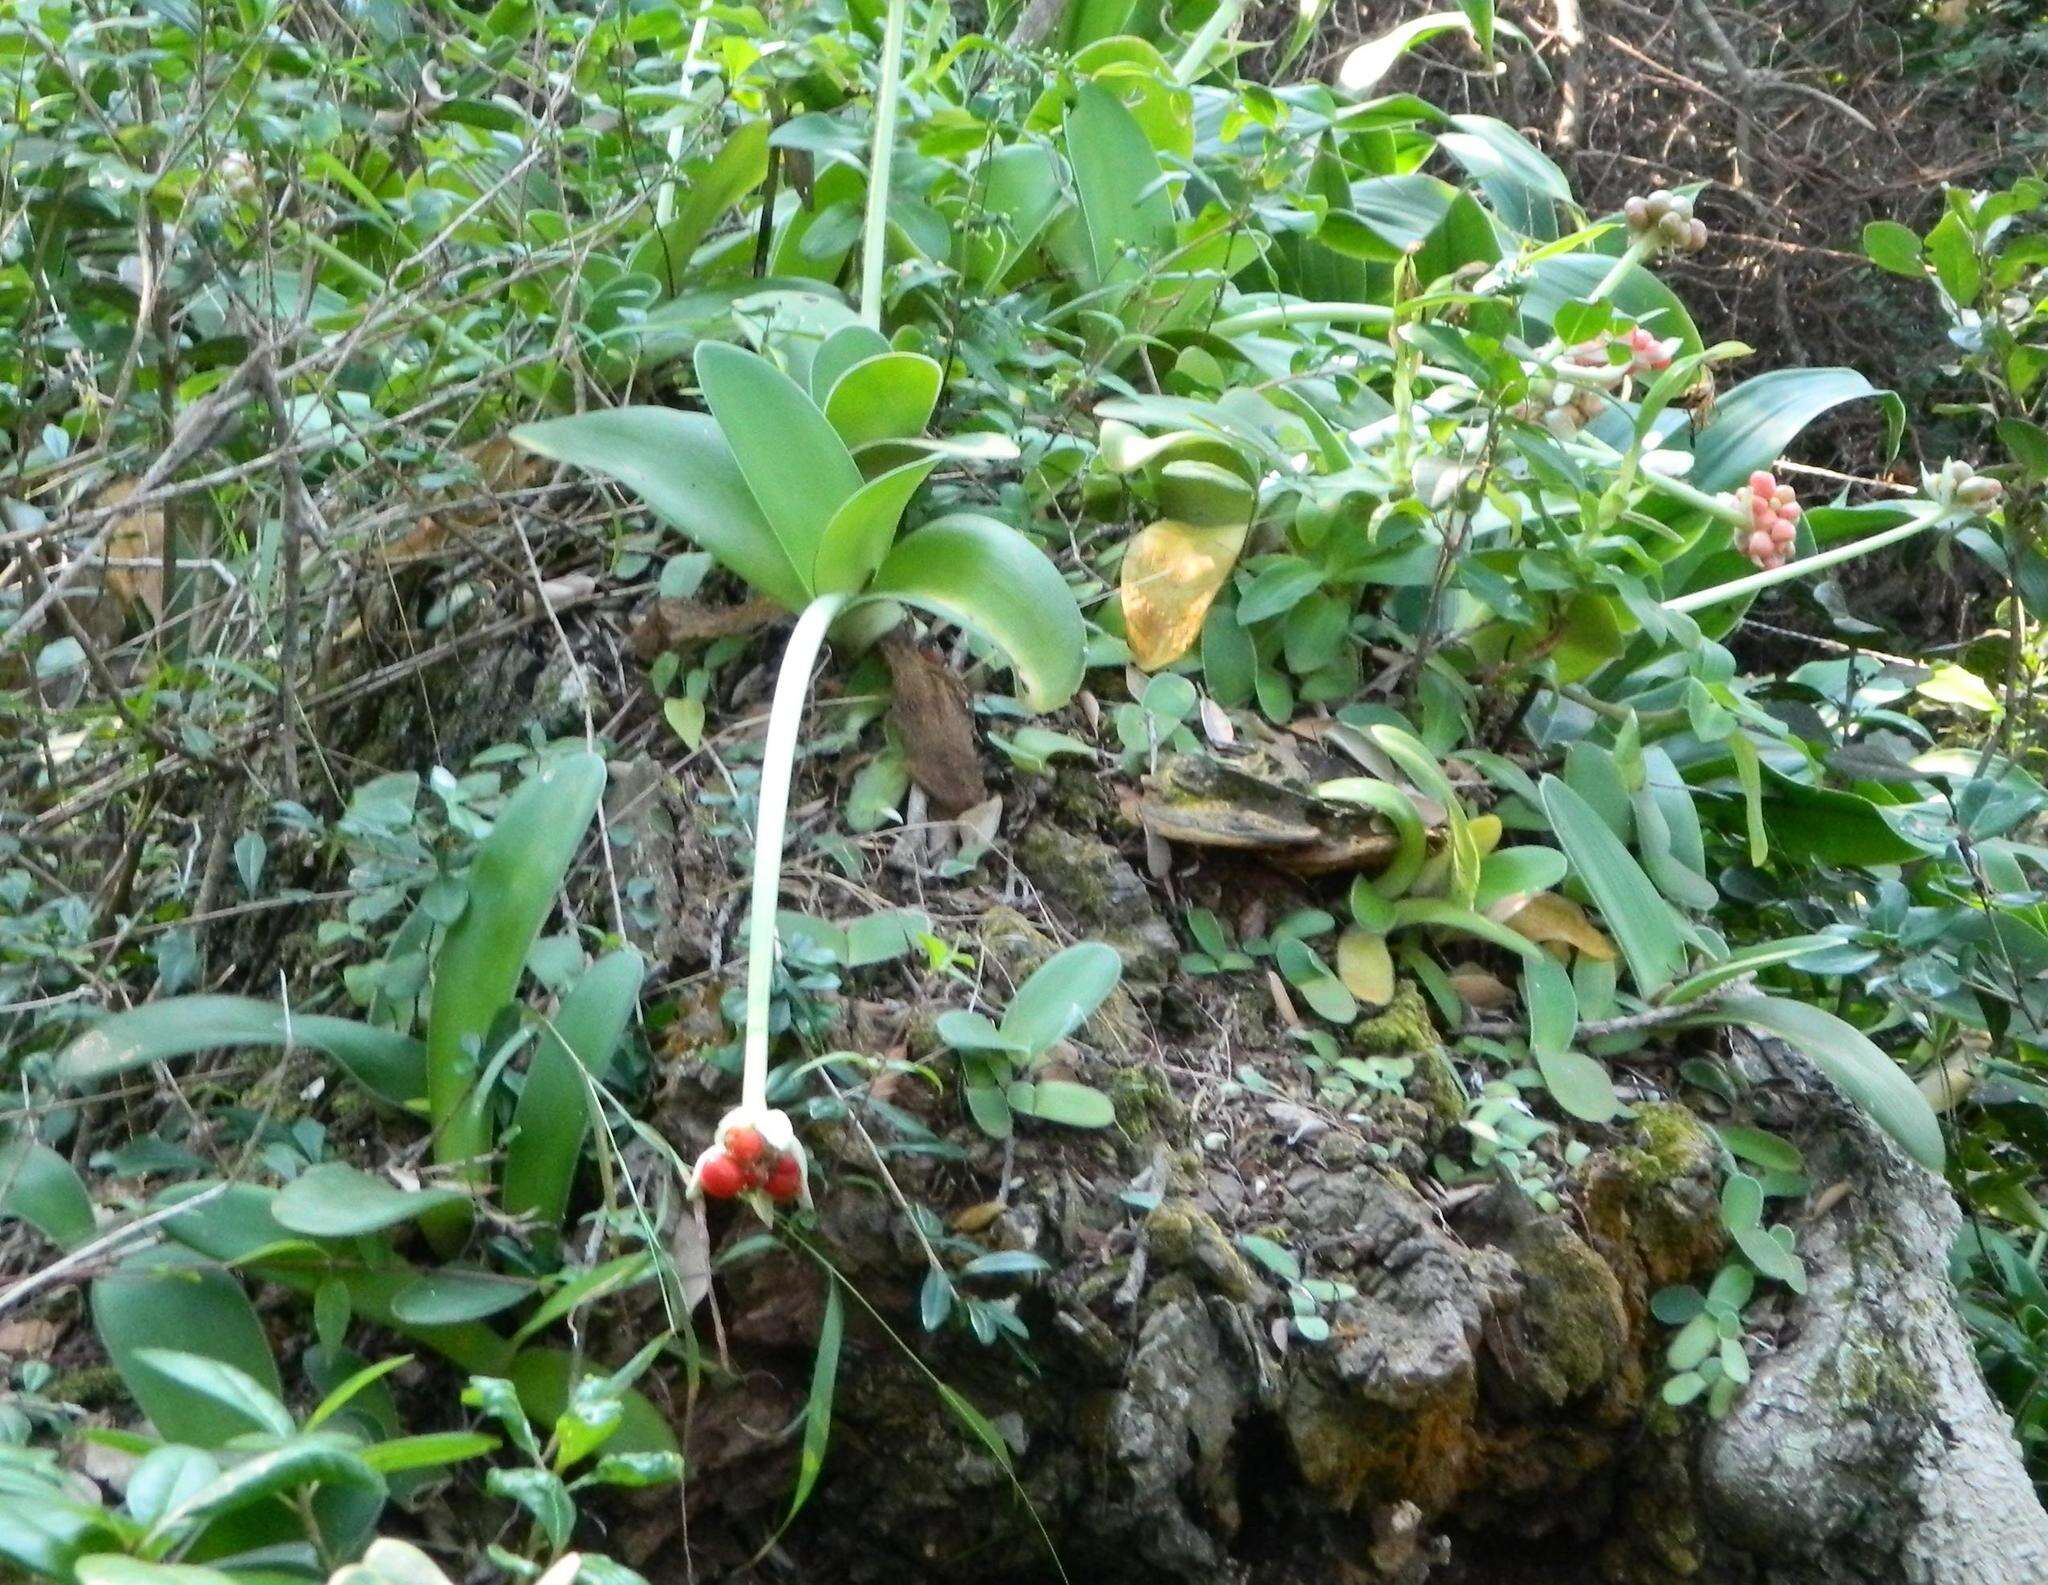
(515, 342, 1086, 1216)
(858, 0, 915, 328)
(1652, 459, 1998, 617)
(1583, 188, 1711, 305)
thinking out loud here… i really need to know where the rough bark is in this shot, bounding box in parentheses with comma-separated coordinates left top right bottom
(611, 792, 2048, 1585)
(1700, 1035, 2048, 1585)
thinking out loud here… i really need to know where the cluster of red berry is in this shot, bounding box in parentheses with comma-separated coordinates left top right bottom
(1732, 470, 1801, 570)
(695, 1122, 805, 1202)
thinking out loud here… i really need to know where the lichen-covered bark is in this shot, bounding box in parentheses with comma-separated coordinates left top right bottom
(1699, 1035, 2048, 1585)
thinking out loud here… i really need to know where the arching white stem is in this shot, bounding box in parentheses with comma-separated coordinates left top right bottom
(1662, 505, 1951, 617)
(655, 0, 717, 227)
(1208, 299, 1395, 338)
(858, 0, 913, 330)
(742, 593, 850, 1109)
(1172, 0, 1245, 85)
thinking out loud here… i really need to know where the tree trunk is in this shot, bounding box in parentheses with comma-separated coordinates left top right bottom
(614, 808, 2048, 1585)
(1699, 1035, 2048, 1584)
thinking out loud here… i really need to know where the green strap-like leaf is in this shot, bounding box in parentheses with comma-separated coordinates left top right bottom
(77, 1555, 238, 1585)
(628, 119, 772, 295)
(1523, 252, 1703, 357)
(1660, 935, 1835, 1006)
(507, 1349, 679, 1460)
(1319, 776, 1427, 898)
(426, 751, 606, 1176)
(512, 407, 809, 611)
(56, 997, 425, 1108)
(809, 323, 893, 404)
(501, 948, 646, 1239)
(812, 455, 940, 595)
(1062, 83, 1174, 292)
(0, 1497, 118, 1583)
(1717, 995, 1944, 1172)
(1000, 942, 1123, 1052)
(272, 1163, 468, 1239)
(695, 340, 863, 592)
(1006, 1078, 1118, 1128)
(1689, 367, 1902, 494)
(1540, 775, 1685, 995)
(864, 513, 1086, 711)
(141, 1433, 383, 1554)
(93, 1253, 282, 1450)
(976, 140, 1064, 286)
(0, 1128, 96, 1249)
(128, 1351, 295, 1439)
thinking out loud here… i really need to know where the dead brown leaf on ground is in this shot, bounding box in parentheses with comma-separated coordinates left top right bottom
(882, 633, 987, 815)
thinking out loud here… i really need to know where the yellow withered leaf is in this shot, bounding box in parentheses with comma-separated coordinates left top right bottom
(1504, 892, 1617, 961)
(1336, 927, 1396, 1006)
(1120, 518, 1249, 670)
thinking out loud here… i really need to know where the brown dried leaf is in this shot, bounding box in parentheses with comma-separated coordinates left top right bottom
(628, 595, 781, 661)
(99, 479, 165, 618)
(376, 438, 548, 564)
(672, 1198, 715, 1316)
(1919, 1052, 1981, 1114)
(0, 1318, 62, 1358)
(882, 635, 987, 815)
(1267, 968, 1302, 1030)
(1503, 892, 1618, 961)
(1446, 965, 1515, 1009)
(1120, 518, 1248, 669)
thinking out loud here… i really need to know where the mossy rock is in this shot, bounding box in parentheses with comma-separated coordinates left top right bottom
(1583, 1100, 1725, 1302)
(1014, 824, 1178, 981)
(1351, 983, 1464, 1131)
(1145, 1197, 1256, 1303)
(1282, 1368, 1478, 1514)
(1109, 1063, 1178, 1138)
(1491, 1214, 1632, 1409)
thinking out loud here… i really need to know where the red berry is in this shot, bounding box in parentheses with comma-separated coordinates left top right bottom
(723, 1125, 767, 1167)
(698, 1151, 746, 1199)
(765, 1154, 804, 1203)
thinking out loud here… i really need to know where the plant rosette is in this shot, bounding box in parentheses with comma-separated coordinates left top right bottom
(691, 1104, 812, 1209)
